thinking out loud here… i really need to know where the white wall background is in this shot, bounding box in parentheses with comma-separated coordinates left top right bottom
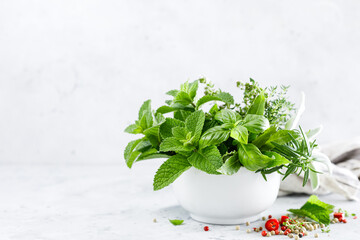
(0, 0, 360, 164)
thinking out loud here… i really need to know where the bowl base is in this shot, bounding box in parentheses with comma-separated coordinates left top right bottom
(190, 212, 263, 225)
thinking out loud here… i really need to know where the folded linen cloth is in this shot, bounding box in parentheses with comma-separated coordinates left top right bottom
(279, 137, 360, 201)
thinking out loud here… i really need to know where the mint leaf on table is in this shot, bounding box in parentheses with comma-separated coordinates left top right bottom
(153, 155, 191, 191)
(217, 155, 241, 175)
(288, 195, 335, 225)
(188, 145, 223, 174)
(185, 110, 205, 143)
(242, 114, 270, 134)
(169, 219, 184, 226)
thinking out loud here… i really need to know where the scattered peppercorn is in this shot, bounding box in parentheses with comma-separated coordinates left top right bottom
(204, 226, 209, 231)
(342, 219, 347, 223)
(235, 225, 240, 230)
(261, 230, 267, 237)
(271, 230, 275, 235)
(153, 218, 157, 223)
(259, 227, 263, 231)
(299, 233, 303, 238)
(267, 232, 271, 237)
(314, 233, 319, 238)
(268, 215, 272, 219)
(246, 221, 250, 226)
(246, 229, 251, 233)
(262, 216, 266, 221)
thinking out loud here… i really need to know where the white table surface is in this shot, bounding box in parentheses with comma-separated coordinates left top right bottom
(1, 160, 359, 240)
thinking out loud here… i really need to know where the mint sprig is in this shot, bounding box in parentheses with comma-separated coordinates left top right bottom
(288, 195, 335, 225)
(169, 219, 184, 226)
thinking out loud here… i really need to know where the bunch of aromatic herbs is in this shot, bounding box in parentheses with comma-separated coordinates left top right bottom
(124, 78, 331, 191)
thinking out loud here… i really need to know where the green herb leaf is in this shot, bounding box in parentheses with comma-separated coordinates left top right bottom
(188, 146, 223, 174)
(159, 137, 195, 152)
(247, 92, 265, 115)
(288, 195, 335, 225)
(196, 92, 234, 108)
(159, 118, 185, 139)
(264, 130, 298, 149)
(215, 109, 238, 124)
(138, 100, 152, 120)
(252, 126, 277, 148)
(242, 114, 270, 134)
(174, 91, 193, 105)
(153, 155, 191, 191)
(230, 125, 248, 144)
(169, 219, 184, 226)
(238, 143, 273, 171)
(263, 151, 291, 168)
(124, 139, 153, 168)
(124, 123, 143, 134)
(199, 125, 230, 149)
(217, 155, 241, 175)
(185, 110, 205, 143)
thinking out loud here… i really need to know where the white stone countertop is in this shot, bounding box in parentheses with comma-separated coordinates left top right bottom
(1, 160, 359, 240)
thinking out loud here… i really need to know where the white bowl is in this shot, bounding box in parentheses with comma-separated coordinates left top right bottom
(172, 167, 281, 224)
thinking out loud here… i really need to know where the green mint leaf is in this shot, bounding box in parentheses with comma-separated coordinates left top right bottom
(247, 92, 265, 115)
(252, 126, 277, 148)
(217, 155, 241, 175)
(242, 114, 270, 134)
(169, 219, 184, 226)
(188, 146, 223, 174)
(185, 110, 205, 143)
(230, 125, 248, 144)
(159, 118, 185, 139)
(263, 151, 291, 168)
(215, 92, 234, 105)
(156, 104, 194, 114)
(139, 110, 153, 130)
(159, 137, 195, 152)
(166, 90, 179, 97)
(209, 104, 219, 115)
(153, 155, 191, 191)
(288, 195, 335, 225)
(124, 123, 143, 134)
(174, 110, 192, 121)
(142, 113, 166, 147)
(124, 139, 153, 168)
(215, 109, 239, 124)
(172, 126, 188, 140)
(188, 80, 199, 100)
(238, 143, 273, 171)
(199, 125, 230, 149)
(174, 91, 193, 105)
(138, 100, 152, 120)
(196, 92, 234, 108)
